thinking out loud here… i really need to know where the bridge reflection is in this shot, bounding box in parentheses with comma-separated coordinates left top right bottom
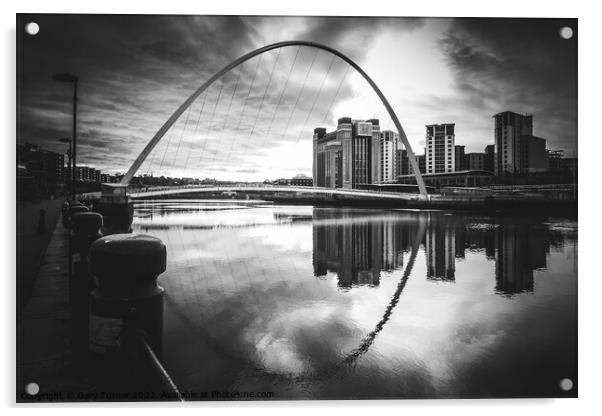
(131, 201, 576, 391)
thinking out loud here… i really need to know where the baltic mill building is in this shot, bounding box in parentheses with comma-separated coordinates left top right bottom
(313, 117, 382, 189)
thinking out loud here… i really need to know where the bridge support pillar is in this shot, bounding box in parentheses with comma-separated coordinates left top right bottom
(95, 183, 134, 231)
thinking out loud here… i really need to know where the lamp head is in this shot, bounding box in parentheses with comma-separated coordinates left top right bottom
(52, 73, 78, 83)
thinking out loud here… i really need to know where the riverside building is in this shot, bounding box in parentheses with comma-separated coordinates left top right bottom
(426, 123, 455, 174)
(313, 117, 382, 189)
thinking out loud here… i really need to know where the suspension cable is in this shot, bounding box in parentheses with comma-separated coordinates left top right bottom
(259, 46, 302, 152)
(243, 48, 282, 153)
(280, 48, 319, 141)
(292, 54, 335, 146)
(199, 64, 244, 174)
(215, 53, 265, 170)
(169, 104, 193, 176)
(199, 78, 226, 178)
(321, 64, 351, 126)
(155, 110, 179, 178)
(184, 89, 208, 170)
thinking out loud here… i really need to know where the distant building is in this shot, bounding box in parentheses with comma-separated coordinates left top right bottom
(493, 111, 549, 175)
(76, 166, 102, 182)
(426, 123, 455, 174)
(397, 148, 426, 176)
(17, 142, 65, 196)
(410, 153, 426, 175)
(100, 173, 118, 183)
(546, 155, 577, 183)
(466, 152, 486, 171)
(562, 157, 577, 175)
(76, 166, 88, 182)
(396, 149, 409, 176)
(484, 145, 495, 172)
(453, 143, 493, 175)
(313, 117, 382, 189)
(454, 145, 467, 171)
(525, 136, 548, 173)
(380, 130, 400, 183)
(398, 170, 494, 188)
(273, 178, 290, 185)
(494, 111, 532, 175)
(547, 150, 564, 173)
(290, 174, 313, 186)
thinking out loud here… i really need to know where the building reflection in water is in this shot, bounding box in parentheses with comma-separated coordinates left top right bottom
(494, 221, 550, 295)
(310, 208, 565, 295)
(425, 219, 457, 282)
(312, 209, 424, 289)
(312, 210, 382, 288)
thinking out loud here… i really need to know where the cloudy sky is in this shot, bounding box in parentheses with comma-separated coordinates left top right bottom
(17, 15, 577, 180)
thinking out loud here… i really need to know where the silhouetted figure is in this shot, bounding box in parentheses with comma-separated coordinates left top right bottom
(37, 209, 46, 234)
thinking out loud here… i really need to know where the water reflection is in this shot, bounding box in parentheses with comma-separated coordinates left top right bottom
(131, 201, 577, 399)
(309, 209, 568, 296)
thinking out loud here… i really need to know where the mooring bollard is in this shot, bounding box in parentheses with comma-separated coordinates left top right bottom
(67, 204, 88, 229)
(71, 212, 103, 261)
(67, 204, 89, 290)
(88, 234, 166, 359)
(70, 212, 104, 359)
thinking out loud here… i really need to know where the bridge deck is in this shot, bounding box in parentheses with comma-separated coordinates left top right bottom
(126, 185, 422, 201)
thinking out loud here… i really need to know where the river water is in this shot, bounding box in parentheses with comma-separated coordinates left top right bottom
(131, 199, 577, 399)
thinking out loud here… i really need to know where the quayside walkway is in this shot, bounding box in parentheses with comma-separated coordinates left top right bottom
(17, 218, 95, 400)
(17, 201, 183, 402)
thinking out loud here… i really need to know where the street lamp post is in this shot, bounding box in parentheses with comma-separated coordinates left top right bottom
(52, 73, 79, 198)
(58, 137, 72, 198)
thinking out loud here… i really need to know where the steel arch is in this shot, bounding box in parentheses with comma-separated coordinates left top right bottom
(121, 40, 427, 197)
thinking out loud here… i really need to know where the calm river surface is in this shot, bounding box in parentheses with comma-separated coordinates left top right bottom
(132, 199, 577, 399)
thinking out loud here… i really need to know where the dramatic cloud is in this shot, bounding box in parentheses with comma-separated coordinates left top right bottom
(437, 18, 577, 156)
(17, 15, 577, 180)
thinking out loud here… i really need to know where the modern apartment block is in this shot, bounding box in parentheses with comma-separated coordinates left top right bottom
(17, 143, 64, 185)
(313, 117, 381, 189)
(466, 153, 486, 171)
(484, 145, 495, 172)
(100, 173, 118, 183)
(380, 130, 400, 183)
(396, 149, 409, 176)
(426, 123, 455, 174)
(396, 148, 427, 177)
(409, 152, 426, 175)
(454, 145, 467, 171)
(523, 136, 549, 173)
(493, 111, 548, 175)
(16, 142, 65, 196)
(76, 166, 102, 182)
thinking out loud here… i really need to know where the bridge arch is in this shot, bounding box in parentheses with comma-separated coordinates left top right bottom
(121, 40, 427, 197)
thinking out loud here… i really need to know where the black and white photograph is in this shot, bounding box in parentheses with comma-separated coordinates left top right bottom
(13, 6, 582, 405)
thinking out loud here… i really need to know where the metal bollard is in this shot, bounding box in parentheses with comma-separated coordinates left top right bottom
(70, 212, 103, 359)
(67, 204, 89, 285)
(88, 234, 166, 359)
(67, 204, 88, 229)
